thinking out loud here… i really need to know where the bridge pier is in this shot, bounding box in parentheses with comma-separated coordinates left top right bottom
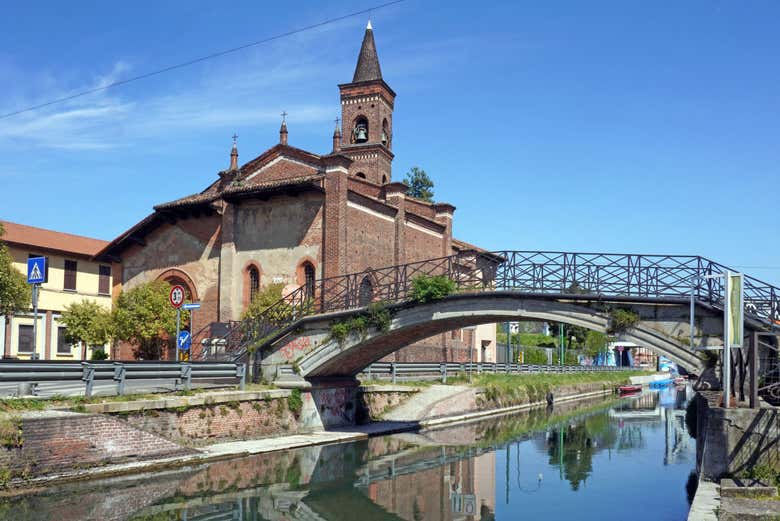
(277, 376, 361, 429)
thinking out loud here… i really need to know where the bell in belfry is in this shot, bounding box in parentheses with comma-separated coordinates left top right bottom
(381, 130, 388, 145)
(354, 123, 368, 143)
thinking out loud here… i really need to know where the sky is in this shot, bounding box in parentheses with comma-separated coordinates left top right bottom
(0, 1, 778, 284)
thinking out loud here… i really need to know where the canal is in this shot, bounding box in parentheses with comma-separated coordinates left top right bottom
(2, 386, 695, 521)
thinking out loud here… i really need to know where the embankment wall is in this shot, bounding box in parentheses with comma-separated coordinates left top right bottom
(695, 391, 780, 480)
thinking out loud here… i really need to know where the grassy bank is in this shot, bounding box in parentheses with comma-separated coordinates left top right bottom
(476, 370, 646, 407)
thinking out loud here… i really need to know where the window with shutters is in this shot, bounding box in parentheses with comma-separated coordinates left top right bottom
(17, 325, 34, 353)
(98, 265, 111, 295)
(64, 260, 77, 291)
(57, 326, 72, 354)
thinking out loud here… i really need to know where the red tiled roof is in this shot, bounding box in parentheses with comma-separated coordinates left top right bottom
(0, 220, 108, 257)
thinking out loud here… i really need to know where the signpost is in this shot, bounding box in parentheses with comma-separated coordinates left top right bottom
(723, 272, 744, 408)
(26, 257, 47, 360)
(177, 330, 192, 352)
(169, 285, 185, 360)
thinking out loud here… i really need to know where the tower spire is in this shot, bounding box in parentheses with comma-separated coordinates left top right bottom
(229, 133, 238, 170)
(352, 20, 382, 82)
(279, 111, 288, 145)
(332, 117, 342, 152)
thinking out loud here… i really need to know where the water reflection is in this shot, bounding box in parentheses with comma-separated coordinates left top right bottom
(1, 387, 695, 521)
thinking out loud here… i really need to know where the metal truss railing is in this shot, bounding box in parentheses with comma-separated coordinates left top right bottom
(204, 250, 780, 365)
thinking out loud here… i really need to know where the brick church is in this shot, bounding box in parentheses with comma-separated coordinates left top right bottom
(98, 22, 497, 363)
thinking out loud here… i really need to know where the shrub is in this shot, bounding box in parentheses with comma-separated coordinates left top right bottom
(90, 349, 109, 361)
(329, 322, 350, 343)
(0, 417, 21, 448)
(242, 283, 293, 324)
(366, 302, 392, 332)
(328, 302, 393, 344)
(409, 275, 456, 304)
(521, 347, 548, 365)
(607, 308, 640, 334)
(287, 389, 303, 417)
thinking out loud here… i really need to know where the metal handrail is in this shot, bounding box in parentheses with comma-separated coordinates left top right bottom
(205, 250, 780, 361)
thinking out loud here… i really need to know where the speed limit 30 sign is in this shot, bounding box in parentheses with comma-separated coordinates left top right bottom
(169, 285, 185, 308)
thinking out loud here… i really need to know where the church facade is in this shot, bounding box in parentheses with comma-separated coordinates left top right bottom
(98, 23, 497, 363)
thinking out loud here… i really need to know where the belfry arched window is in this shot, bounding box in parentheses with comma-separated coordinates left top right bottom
(381, 118, 390, 148)
(358, 276, 374, 306)
(352, 116, 369, 143)
(356, 172, 366, 179)
(248, 266, 260, 302)
(303, 262, 315, 298)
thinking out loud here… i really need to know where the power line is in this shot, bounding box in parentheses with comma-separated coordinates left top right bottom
(0, 0, 404, 121)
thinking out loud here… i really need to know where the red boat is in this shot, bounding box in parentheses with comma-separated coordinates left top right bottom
(618, 384, 642, 395)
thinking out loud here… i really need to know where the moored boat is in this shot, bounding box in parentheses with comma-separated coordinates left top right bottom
(618, 384, 642, 395)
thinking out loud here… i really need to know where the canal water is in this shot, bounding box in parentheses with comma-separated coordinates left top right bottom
(2, 386, 696, 521)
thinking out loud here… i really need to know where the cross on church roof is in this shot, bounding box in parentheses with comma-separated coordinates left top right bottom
(334, 117, 340, 128)
(232, 133, 238, 144)
(281, 111, 288, 122)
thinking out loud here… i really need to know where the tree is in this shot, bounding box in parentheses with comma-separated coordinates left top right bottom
(0, 223, 31, 317)
(403, 167, 434, 202)
(59, 300, 113, 360)
(112, 280, 187, 360)
(242, 283, 291, 323)
(584, 330, 612, 357)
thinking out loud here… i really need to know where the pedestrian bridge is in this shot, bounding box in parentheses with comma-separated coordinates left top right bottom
(202, 250, 779, 384)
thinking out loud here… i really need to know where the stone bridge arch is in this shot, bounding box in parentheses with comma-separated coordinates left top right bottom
(263, 293, 718, 380)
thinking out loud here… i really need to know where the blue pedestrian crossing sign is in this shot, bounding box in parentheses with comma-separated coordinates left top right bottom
(177, 330, 192, 351)
(27, 257, 46, 284)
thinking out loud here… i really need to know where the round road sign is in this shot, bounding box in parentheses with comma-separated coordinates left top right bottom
(169, 285, 185, 308)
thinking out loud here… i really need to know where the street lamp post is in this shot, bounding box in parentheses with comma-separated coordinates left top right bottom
(558, 324, 565, 366)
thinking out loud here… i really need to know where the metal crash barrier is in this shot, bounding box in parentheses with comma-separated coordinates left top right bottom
(0, 360, 245, 397)
(359, 361, 629, 384)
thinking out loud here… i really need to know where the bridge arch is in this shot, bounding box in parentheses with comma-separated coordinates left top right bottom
(275, 293, 707, 379)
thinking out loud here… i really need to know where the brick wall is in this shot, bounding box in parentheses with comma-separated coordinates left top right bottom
(346, 203, 395, 273)
(122, 397, 301, 445)
(243, 157, 319, 184)
(0, 412, 192, 478)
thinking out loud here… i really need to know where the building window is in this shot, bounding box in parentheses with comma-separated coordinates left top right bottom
(64, 260, 77, 291)
(17, 325, 34, 353)
(57, 326, 72, 354)
(98, 265, 111, 295)
(355, 172, 366, 179)
(358, 276, 373, 306)
(381, 175, 387, 184)
(303, 262, 316, 298)
(248, 266, 260, 303)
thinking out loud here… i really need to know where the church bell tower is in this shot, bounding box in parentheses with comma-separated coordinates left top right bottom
(338, 21, 395, 185)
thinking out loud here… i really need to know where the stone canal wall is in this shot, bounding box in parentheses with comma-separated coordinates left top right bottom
(0, 379, 627, 485)
(357, 385, 419, 422)
(0, 410, 192, 481)
(695, 391, 780, 480)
